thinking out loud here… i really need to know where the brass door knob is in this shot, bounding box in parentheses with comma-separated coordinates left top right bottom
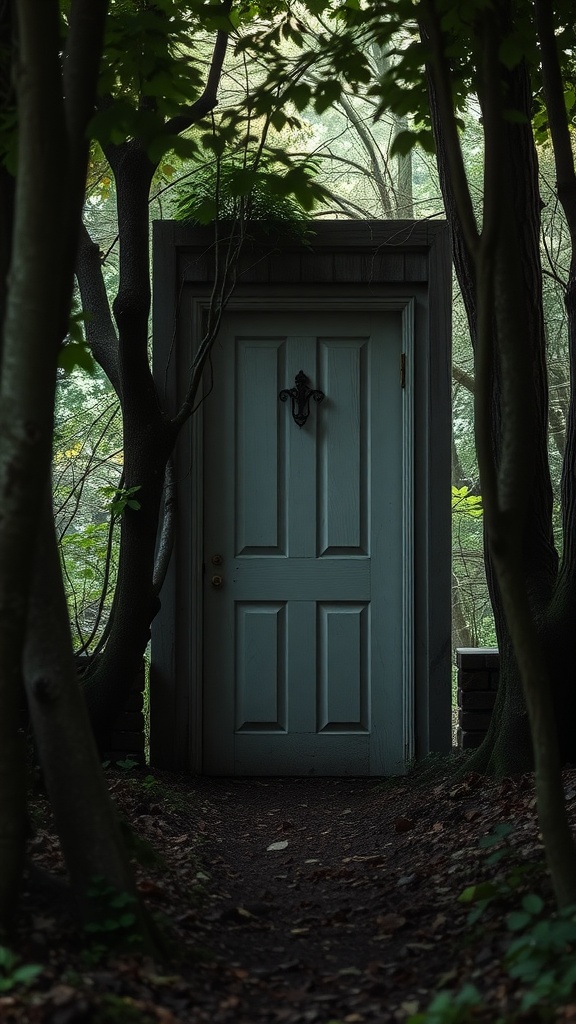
(211, 574, 224, 588)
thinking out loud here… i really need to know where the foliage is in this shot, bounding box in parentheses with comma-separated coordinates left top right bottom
(102, 485, 142, 517)
(451, 487, 482, 519)
(0, 947, 42, 993)
(457, 823, 544, 924)
(91, 0, 227, 161)
(171, 152, 314, 240)
(407, 985, 482, 1024)
(54, 372, 122, 652)
(84, 876, 141, 949)
(92, 995, 155, 1024)
(409, 823, 576, 1023)
(409, 899, 576, 1023)
(505, 900, 576, 1014)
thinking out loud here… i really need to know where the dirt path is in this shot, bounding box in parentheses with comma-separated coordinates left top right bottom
(175, 773, 535, 1023)
(17, 768, 556, 1024)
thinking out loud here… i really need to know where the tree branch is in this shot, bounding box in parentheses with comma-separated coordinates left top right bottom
(452, 364, 475, 393)
(419, 1, 479, 256)
(163, 23, 230, 136)
(76, 221, 122, 397)
(63, 0, 109, 200)
(534, 0, 576, 243)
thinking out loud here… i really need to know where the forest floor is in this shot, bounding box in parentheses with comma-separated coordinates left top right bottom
(5, 760, 576, 1024)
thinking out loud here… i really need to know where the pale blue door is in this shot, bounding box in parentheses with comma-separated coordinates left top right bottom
(202, 309, 407, 775)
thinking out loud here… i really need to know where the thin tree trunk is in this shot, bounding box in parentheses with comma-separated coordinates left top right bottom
(24, 488, 160, 943)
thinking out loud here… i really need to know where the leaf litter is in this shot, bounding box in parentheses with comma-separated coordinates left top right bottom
(5, 763, 574, 1022)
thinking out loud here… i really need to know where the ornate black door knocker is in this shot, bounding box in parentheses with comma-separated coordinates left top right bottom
(279, 370, 325, 427)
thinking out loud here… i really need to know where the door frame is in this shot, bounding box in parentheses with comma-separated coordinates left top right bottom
(151, 221, 452, 773)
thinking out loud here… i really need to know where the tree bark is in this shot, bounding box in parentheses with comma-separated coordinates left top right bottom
(422, 5, 558, 775)
(76, 22, 234, 731)
(24, 488, 160, 942)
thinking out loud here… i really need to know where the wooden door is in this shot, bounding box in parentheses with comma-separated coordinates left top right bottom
(202, 309, 408, 775)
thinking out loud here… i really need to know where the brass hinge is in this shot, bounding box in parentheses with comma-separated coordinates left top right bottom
(400, 353, 406, 388)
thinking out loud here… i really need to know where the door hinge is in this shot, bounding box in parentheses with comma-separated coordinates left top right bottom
(400, 353, 406, 388)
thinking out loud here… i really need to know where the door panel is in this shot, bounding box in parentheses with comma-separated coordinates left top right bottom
(203, 311, 405, 775)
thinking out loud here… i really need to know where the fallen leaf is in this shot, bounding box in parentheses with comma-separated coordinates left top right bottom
(267, 840, 289, 851)
(430, 913, 447, 931)
(394, 817, 415, 832)
(376, 913, 406, 932)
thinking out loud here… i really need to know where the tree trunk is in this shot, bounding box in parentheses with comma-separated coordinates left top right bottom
(24, 488, 160, 944)
(425, 29, 558, 775)
(80, 143, 177, 733)
(0, 656, 27, 934)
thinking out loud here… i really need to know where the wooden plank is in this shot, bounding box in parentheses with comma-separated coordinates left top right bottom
(424, 223, 452, 755)
(301, 253, 334, 282)
(229, 557, 370, 600)
(233, 733, 370, 776)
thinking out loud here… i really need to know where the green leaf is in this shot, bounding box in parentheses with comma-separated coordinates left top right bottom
(458, 881, 499, 903)
(12, 964, 42, 985)
(0, 947, 16, 970)
(507, 910, 532, 931)
(390, 129, 418, 157)
(314, 79, 342, 114)
(270, 109, 287, 132)
(522, 893, 544, 915)
(499, 35, 525, 70)
(118, 913, 137, 927)
(478, 823, 513, 847)
(290, 84, 311, 112)
(58, 342, 97, 376)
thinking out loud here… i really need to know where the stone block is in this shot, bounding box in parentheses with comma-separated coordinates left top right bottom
(456, 647, 500, 670)
(458, 668, 491, 691)
(457, 689, 496, 711)
(457, 728, 484, 749)
(458, 710, 492, 731)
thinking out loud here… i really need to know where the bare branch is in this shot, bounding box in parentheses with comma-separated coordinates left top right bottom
(420, 1, 479, 256)
(164, 24, 230, 136)
(452, 364, 475, 393)
(76, 221, 122, 397)
(534, 0, 576, 244)
(152, 460, 175, 596)
(63, 0, 109, 194)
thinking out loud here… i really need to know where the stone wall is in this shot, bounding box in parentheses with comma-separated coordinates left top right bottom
(101, 663, 146, 764)
(455, 647, 499, 750)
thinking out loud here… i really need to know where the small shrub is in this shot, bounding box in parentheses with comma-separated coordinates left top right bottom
(0, 946, 42, 992)
(505, 899, 576, 1014)
(407, 984, 482, 1024)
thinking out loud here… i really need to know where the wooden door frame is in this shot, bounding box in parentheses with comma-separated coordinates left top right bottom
(151, 221, 452, 773)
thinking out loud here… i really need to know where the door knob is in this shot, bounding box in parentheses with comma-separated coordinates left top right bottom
(211, 574, 224, 588)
